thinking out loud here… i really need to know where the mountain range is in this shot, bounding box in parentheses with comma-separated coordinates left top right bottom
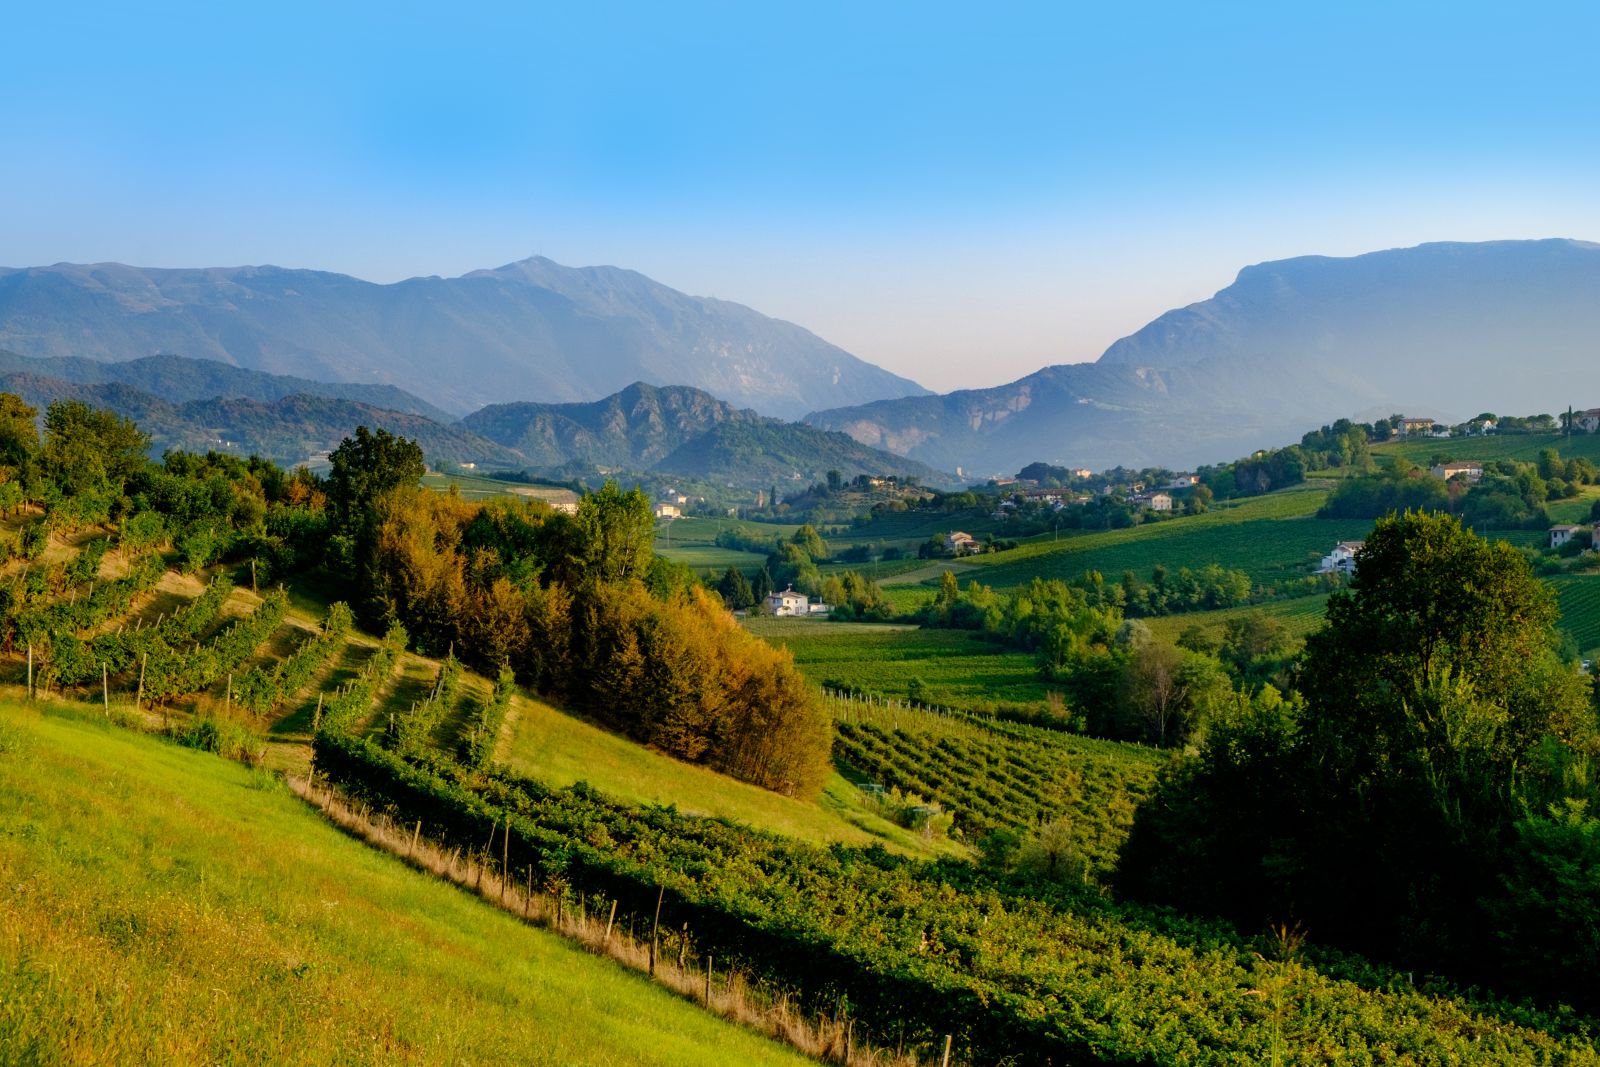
(461, 382, 952, 486)
(805, 239, 1600, 474)
(0, 257, 926, 419)
(0, 350, 943, 487)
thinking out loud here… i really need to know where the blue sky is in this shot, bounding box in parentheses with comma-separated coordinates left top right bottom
(4, 1, 1598, 391)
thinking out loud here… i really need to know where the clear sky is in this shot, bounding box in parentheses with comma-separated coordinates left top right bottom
(4, 1, 1598, 392)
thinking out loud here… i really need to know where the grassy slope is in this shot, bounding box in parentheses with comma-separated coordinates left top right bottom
(747, 618, 1048, 709)
(499, 691, 962, 857)
(0, 699, 809, 1067)
(965, 487, 1370, 591)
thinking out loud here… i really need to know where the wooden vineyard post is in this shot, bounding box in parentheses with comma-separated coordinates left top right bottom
(313, 693, 322, 732)
(250, 558, 257, 592)
(705, 955, 712, 1002)
(136, 653, 147, 711)
(26, 643, 32, 700)
(225, 673, 232, 715)
(409, 820, 422, 858)
(102, 663, 109, 716)
(941, 1033, 953, 1067)
(603, 900, 618, 946)
(500, 816, 510, 905)
(649, 884, 664, 976)
(525, 866, 533, 919)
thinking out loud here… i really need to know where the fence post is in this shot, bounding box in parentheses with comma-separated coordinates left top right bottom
(941, 1033, 953, 1067)
(102, 662, 109, 716)
(136, 653, 147, 711)
(604, 900, 618, 946)
(649, 884, 664, 976)
(26, 643, 32, 700)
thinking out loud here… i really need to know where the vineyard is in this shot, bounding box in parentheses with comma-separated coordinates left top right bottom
(831, 700, 1166, 879)
(312, 728, 1600, 1066)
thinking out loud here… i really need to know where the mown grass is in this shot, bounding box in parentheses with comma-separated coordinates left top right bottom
(745, 618, 1050, 710)
(0, 697, 811, 1066)
(499, 691, 963, 857)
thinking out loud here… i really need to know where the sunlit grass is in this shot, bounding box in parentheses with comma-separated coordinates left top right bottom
(500, 691, 963, 857)
(0, 698, 811, 1066)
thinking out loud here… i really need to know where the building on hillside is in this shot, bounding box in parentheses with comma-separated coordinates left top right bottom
(1430, 462, 1483, 483)
(1147, 492, 1173, 512)
(764, 587, 812, 616)
(653, 502, 681, 519)
(1167, 473, 1200, 489)
(1550, 524, 1585, 549)
(1318, 540, 1365, 575)
(1398, 416, 1437, 436)
(945, 531, 981, 556)
(1578, 409, 1600, 433)
(1070, 468, 1093, 479)
(550, 500, 579, 515)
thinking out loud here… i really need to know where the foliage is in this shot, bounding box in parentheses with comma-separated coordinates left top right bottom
(1120, 511, 1600, 1010)
(315, 730, 1600, 1065)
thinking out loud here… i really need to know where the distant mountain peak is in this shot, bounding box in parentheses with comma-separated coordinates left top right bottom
(0, 256, 927, 419)
(809, 238, 1600, 473)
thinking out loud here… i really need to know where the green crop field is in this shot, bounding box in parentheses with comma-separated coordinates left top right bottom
(1378, 431, 1600, 467)
(0, 699, 810, 1066)
(420, 472, 579, 506)
(959, 487, 1370, 592)
(745, 618, 1051, 710)
(652, 541, 769, 572)
(1142, 593, 1334, 646)
(1549, 573, 1600, 654)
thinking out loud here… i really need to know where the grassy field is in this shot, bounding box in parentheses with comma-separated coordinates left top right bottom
(745, 618, 1050, 710)
(1377, 431, 1600, 466)
(420, 472, 579, 506)
(498, 690, 963, 857)
(0, 698, 811, 1066)
(1141, 593, 1334, 646)
(958, 487, 1371, 592)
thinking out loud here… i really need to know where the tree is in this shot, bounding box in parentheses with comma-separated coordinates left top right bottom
(791, 524, 827, 561)
(718, 565, 754, 610)
(41, 399, 149, 497)
(0, 393, 38, 470)
(571, 480, 654, 585)
(1122, 511, 1596, 995)
(326, 426, 426, 537)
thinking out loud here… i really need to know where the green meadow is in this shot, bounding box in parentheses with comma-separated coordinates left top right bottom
(0, 698, 810, 1067)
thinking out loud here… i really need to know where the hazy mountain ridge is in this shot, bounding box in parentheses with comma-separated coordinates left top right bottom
(462, 381, 953, 487)
(0, 258, 927, 418)
(0, 371, 521, 469)
(807, 239, 1600, 474)
(0, 350, 453, 422)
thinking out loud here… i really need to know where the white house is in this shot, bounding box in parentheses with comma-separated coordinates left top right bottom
(1578, 409, 1600, 433)
(1398, 417, 1437, 437)
(1430, 462, 1483, 483)
(764, 587, 812, 616)
(946, 531, 981, 556)
(1550, 524, 1585, 549)
(653, 502, 681, 519)
(1319, 540, 1364, 575)
(1148, 492, 1173, 512)
(1167, 473, 1200, 489)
